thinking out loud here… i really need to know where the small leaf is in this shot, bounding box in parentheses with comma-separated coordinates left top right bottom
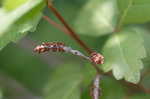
(117, 0, 150, 24)
(74, 0, 117, 36)
(0, 0, 44, 50)
(44, 63, 82, 99)
(101, 26, 146, 83)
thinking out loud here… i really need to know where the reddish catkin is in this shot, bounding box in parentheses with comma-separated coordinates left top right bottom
(34, 42, 65, 53)
(34, 42, 90, 60)
(34, 42, 104, 65)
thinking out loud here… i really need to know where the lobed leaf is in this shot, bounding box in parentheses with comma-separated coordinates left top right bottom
(101, 26, 146, 83)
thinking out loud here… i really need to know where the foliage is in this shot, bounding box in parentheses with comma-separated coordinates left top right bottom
(0, 0, 44, 50)
(0, 0, 150, 99)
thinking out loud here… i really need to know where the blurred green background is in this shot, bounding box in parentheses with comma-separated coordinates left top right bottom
(0, 0, 150, 99)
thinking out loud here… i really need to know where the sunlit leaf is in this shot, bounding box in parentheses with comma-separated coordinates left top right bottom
(0, 0, 44, 50)
(3, 0, 29, 11)
(102, 26, 146, 83)
(74, 0, 117, 36)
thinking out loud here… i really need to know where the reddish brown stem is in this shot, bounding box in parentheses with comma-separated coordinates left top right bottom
(44, 0, 104, 75)
(138, 84, 150, 94)
(45, 0, 92, 55)
(43, 16, 70, 35)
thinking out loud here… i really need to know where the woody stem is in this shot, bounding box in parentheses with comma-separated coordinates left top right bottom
(45, 0, 93, 55)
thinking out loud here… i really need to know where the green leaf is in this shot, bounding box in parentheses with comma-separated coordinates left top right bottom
(117, 0, 150, 24)
(0, 0, 44, 50)
(101, 26, 146, 83)
(74, 0, 117, 36)
(101, 77, 126, 99)
(44, 63, 82, 99)
(3, 0, 29, 11)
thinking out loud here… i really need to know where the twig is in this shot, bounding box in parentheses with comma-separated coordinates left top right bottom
(90, 74, 101, 99)
(43, 1, 105, 98)
(42, 9, 104, 73)
(43, 3, 150, 95)
(34, 42, 104, 74)
(43, 15, 69, 34)
(34, 42, 90, 61)
(45, 0, 92, 54)
(43, 16, 105, 65)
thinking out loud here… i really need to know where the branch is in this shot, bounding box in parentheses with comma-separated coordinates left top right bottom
(43, 7, 150, 93)
(34, 42, 90, 61)
(42, 15, 104, 74)
(43, 15, 69, 35)
(45, 0, 92, 54)
(90, 74, 101, 99)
